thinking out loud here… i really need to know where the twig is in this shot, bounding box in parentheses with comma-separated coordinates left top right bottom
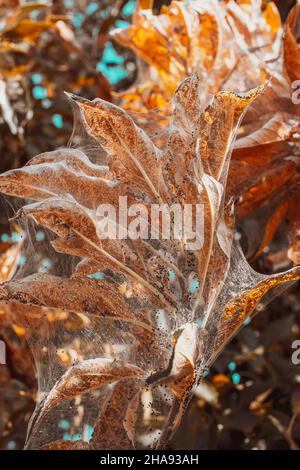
(268, 413, 299, 450)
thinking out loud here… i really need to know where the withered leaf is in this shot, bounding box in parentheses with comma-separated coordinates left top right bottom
(69, 93, 163, 201)
(287, 187, 300, 265)
(0, 148, 117, 208)
(148, 323, 207, 400)
(40, 440, 89, 450)
(0, 68, 298, 450)
(284, 1, 300, 83)
(212, 252, 300, 362)
(254, 199, 290, 258)
(0, 2, 48, 34)
(36, 358, 144, 420)
(0, 272, 147, 323)
(112, 0, 279, 108)
(90, 380, 141, 450)
(233, 113, 300, 166)
(236, 160, 296, 219)
(0, 243, 20, 283)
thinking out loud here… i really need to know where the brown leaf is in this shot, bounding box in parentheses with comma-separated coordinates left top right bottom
(0, 68, 297, 451)
(233, 113, 300, 166)
(254, 199, 289, 258)
(0, 273, 146, 323)
(148, 323, 206, 399)
(287, 187, 300, 265)
(68, 94, 163, 201)
(113, 0, 276, 109)
(0, 2, 48, 34)
(40, 440, 89, 450)
(263, 2, 282, 36)
(0, 148, 117, 208)
(0, 243, 20, 283)
(236, 160, 296, 219)
(90, 380, 141, 450)
(36, 358, 143, 421)
(212, 260, 300, 362)
(284, 1, 300, 83)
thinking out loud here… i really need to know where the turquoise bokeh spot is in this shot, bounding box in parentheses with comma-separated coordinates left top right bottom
(64, 0, 74, 7)
(115, 20, 131, 29)
(85, 425, 94, 442)
(232, 372, 241, 385)
(12, 231, 23, 242)
(42, 98, 52, 108)
(188, 278, 200, 294)
(59, 419, 70, 431)
(41, 258, 52, 271)
(243, 316, 251, 326)
(33, 86, 47, 100)
(97, 62, 128, 85)
(63, 432, 82, 441)
(31, 73, 42, 85)
(168, 268, 176, 281)
(36, 230, 45, 242)
(87, 272, 104, 280)
(102, 42, 124, 64)
(122, 0, 135, 16)
(7, 441, 16, 450)
(18, 255, 27, 267)
(1, 233, 9, 242)
(97, 42, 128, 84)
(52, 114, 64, 129)
(72, 12, 84, 28)
(29, 10, 40, 20)
(228, 361, 236, 372)
(87, 2, 98, 15)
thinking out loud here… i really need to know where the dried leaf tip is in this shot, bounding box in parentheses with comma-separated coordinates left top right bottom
(64, 91, 88, 103)
(216, 81, 269, 107)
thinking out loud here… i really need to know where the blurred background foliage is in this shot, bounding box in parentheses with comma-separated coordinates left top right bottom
(0, 0, 300, 451)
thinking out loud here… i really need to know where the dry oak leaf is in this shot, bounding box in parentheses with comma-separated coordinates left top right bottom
(1, 73, 300, 448)
(0, 3, 65, 43)
(0, 76, 265, 323)
(90, 380, 141, 450)
(112, 0, 281, 108)
(40, 440, 89, 450)
(30, 358, 144, 436)
(284, 0, 300, 84)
